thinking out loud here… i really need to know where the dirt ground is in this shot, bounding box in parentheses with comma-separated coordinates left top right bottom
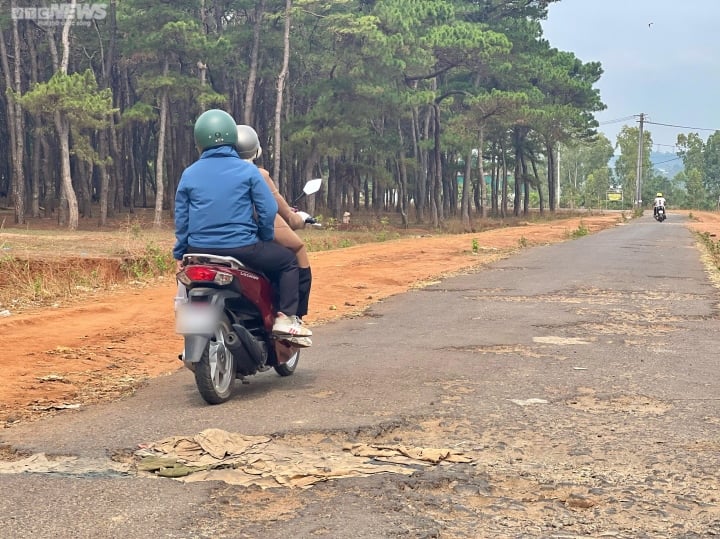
(1, 210, 719, 428)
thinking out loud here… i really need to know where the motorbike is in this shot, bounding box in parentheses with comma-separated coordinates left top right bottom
(174, 178, 322, 404)
(655, 206, 666, 222)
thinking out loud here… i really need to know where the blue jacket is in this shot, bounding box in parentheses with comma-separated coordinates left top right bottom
(173, 146, 278, 260)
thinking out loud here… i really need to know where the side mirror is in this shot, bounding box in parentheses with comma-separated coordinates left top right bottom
(303, 178, 322, 196)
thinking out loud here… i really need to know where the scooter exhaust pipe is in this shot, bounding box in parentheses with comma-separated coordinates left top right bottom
(229, 324, 268, 366)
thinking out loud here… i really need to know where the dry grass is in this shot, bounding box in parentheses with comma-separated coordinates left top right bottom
(0, 214, 177, 313)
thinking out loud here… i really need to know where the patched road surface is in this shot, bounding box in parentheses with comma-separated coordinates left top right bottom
(2, 212, 720, 538)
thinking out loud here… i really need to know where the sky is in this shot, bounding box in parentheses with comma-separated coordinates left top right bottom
(541, 0, 720, 155)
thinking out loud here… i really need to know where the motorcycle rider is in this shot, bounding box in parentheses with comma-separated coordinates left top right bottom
(235, 124, 314, 322)
(173, 109, 312, 342)
(653, 192, 666, 218)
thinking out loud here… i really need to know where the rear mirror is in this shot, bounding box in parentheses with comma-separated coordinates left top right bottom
(303, 178, 322, 196)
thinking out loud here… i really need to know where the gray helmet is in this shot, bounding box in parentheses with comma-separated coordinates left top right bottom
(194, 109, 238, 151)
(236, 124, 262, 160)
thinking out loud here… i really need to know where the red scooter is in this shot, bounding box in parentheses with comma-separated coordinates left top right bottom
(175, 179, 321, 404)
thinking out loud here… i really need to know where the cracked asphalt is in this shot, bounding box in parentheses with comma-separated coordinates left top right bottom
(2, 212, 720, 539)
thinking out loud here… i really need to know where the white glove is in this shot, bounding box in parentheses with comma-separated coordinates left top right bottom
(295, 211, 311, 222)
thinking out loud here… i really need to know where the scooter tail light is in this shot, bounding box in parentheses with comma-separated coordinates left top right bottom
(180, 266, 234, 286)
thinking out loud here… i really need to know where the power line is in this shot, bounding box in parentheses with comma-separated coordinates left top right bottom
(652, 156, 683, 166)
(598, 115, 637, 125)
(597, 115, 719, 132)
(644, 120, 719, 132)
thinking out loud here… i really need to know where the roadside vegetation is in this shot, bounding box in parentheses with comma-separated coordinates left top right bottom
(695, 229, 720, 274)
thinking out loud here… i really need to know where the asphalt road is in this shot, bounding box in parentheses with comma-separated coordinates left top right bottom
(2, 212, 720, 538)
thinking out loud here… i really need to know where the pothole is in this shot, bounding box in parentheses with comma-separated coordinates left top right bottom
(565, 392, 673, 415)
(0, 422, 479, 489)
(447, 344, 558, 359)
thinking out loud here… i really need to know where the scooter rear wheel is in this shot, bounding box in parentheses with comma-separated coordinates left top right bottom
(274, 349, 300, 377)
(194, 315, 236, 404)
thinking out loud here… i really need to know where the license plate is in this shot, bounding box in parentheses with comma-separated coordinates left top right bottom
(175, 304, 219, 335)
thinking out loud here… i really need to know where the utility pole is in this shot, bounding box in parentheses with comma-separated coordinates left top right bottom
(635, 113, 645, 209)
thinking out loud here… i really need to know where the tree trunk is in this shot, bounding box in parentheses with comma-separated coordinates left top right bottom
(531, 154, 544, 214)
(546, 141, 556, 212)
(0, 8, 26, 225)
(154, 58, 169, 228)
(79, 160, 93, 218)
(421, 106, 433, 223)
(431, 102, 442, 228)
(521, 153, 529, 216)
(513, 153, 522, 217)
(411, 108, 425, 223)
(98, 0, 118, 225)
(396, 121, 408, 228)
(55, 111, 79, 229)
(57, 0, 79, 229)
(243, 0, 265, 125)
(273, 0, 291, 188)
(477, 125, 487, 218)
(26, 26, 43, 218)
(40, 137, 54, 216)
(501, 142, 508, 218)
(10, 5, 26, 224)
(98, 131, 110, 226)
(461, 148, 472, 232)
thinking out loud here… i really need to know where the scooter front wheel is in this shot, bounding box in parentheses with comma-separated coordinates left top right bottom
(274, 349, 300, 377)
(194, 315, 236, 404)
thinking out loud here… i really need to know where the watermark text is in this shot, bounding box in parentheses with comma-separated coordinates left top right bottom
(11, 4, 107, 26)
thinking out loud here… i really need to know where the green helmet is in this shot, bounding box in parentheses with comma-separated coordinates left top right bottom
(193, 109, 238, 151)
(236, 124, 261, 160)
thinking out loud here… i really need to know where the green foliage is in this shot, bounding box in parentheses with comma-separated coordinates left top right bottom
(120, 102, 157, 125)
(685, 168, 708, 209)
(677, 132, 705, 173)
(558, 135, 614, 209)
(18, 70, 115, 127)
(471, 238, 479, 253)
(121, 242, 173, 279)
(614, 125, 654, 205)
(676, 131, 720, 204)
(0, 0, 619, 222)
(704, 132, 720, 199)
(570, 221, 589, 238)
(17, 70, 116, 164)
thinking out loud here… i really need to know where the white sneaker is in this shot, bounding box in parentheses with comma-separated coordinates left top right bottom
(272, 313, 312, 336)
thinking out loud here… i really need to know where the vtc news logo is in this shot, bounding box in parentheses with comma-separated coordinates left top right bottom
(11, 3, 108, 23)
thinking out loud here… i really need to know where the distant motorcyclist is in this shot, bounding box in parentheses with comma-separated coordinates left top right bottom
(653, 192, 666, 218)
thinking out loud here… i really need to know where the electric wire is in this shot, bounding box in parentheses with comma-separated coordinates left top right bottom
(598, 115, 637, 125)
(652, 156, 683, 166)
(644, 120, 719, 132)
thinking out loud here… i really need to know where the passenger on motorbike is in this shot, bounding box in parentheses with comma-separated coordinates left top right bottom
(173, 109, 311, 341)
(235, 124, 314, 322)
(654, 192, 666, 217)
